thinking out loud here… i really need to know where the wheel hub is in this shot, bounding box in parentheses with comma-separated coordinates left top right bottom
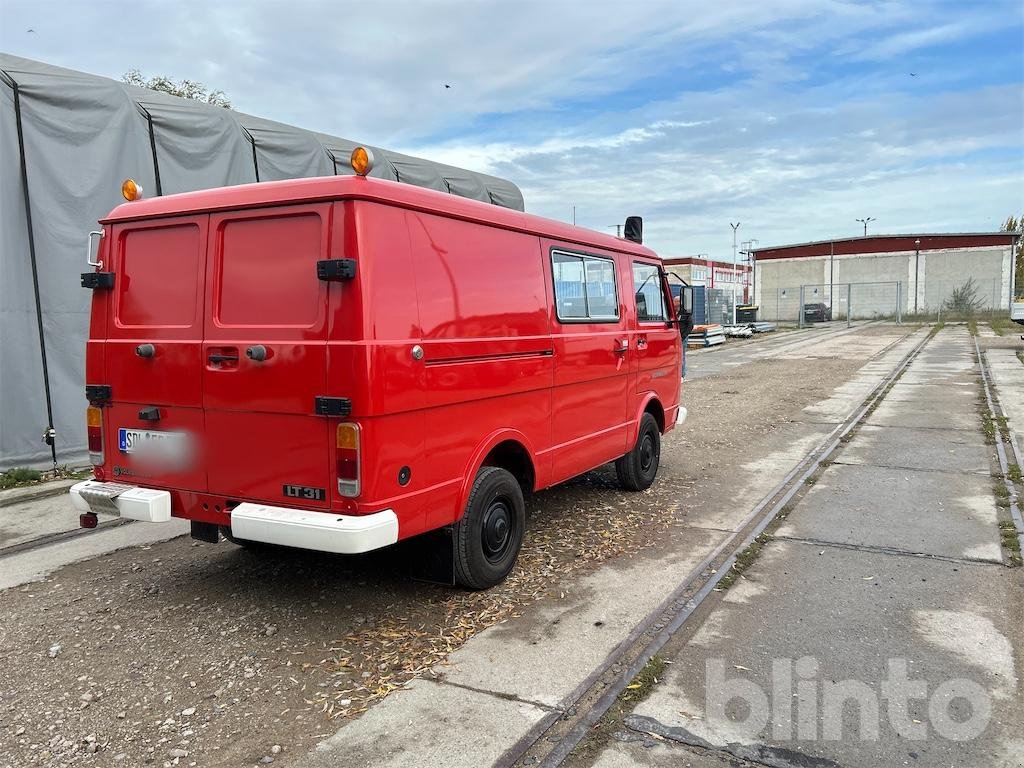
(640, 434, 656, 472)
(482, 500, 512, 562)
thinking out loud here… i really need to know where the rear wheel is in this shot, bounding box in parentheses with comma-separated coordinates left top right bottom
(616, 412, 661, 491)
(453, 466, 525, 589)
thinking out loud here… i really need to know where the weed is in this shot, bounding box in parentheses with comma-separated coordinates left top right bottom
(998, 521, 1022, 567)
(717, 533, 771, 591)
(0, 467, 43, 490)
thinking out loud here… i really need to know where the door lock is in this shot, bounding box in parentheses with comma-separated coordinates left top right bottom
(246, 345, 268, 361)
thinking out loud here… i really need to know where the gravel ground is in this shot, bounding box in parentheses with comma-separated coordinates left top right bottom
(0, 326, 910, 768)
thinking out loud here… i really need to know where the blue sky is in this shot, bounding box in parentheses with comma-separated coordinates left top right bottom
(2, 0, 1022, 258)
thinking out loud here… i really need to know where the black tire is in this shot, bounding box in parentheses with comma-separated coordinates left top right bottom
(453, 466, 525, 589)
(615, 412, 661, 491)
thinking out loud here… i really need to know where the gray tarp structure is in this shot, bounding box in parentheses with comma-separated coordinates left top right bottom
(0, 53, 524, 469)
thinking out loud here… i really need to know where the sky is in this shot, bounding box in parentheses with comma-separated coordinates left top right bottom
(2, 0, 1022, 259)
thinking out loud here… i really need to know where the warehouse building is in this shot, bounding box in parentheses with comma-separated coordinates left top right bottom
(752, 233, 1018, 322)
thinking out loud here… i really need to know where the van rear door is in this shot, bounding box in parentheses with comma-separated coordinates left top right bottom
(104, 217, 209, 491)
(202, 204, 332, 508)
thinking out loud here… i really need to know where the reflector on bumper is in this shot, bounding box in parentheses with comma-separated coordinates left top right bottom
(70, 480, 172, 522)
(230, 503, 398, 554)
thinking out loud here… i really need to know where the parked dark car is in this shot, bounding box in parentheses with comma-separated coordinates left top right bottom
(803, 302, 832, 322)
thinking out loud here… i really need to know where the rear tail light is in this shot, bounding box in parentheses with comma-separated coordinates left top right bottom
(87, 406, 104, 466)
(336, 423, 360, 497)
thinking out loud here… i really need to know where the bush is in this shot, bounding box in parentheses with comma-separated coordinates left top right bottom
(943, 277, 984, 316)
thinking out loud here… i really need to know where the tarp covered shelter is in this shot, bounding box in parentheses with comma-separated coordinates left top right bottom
(0, 53, 524, 469)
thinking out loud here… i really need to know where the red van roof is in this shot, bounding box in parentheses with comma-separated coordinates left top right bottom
(103, 175, 659, 259)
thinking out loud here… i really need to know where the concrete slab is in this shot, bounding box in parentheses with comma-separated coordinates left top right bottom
(986, 348, 1024, 457)
(834, 424, 992, 474)
(436, 526, 729, 708)
(0, 491, 84, 549)
(776, 464, 1004, 562)
(296, 677, 548, 768)
(864, 397, 978, 431)
(883, 382, 977, 403)
(630, 542, 1024, 768)
(0, 519, 190, 590)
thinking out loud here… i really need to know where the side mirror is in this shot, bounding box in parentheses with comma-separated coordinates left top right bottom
(678, 285, 695, 338)
(624, 216, 643, 244)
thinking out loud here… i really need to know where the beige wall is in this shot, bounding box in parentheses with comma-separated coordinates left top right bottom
(754, 245, 1012, 320)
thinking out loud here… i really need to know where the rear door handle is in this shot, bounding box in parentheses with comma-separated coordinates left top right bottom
(614, 338, 629, 354)
(208, 348, 240, 369)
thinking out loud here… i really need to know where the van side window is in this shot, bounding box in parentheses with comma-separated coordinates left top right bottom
(552, 250, 619, 322)
(633, 262, 667, 322)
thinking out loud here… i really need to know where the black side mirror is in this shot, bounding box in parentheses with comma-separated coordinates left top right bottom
(678, 285, 695, 338)
(624, 216, 643, 244)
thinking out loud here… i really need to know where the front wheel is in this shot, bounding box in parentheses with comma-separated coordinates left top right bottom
(453, 466, 526, 589)
(615, 412, 661, 491)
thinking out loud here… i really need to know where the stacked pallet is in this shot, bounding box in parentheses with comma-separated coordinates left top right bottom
(687, 324, 726, 348)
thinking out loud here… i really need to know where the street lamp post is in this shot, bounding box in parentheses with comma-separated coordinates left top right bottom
(855, 217, 876, 236)
(914, 238, 921, 314)
(730, 222, 741, 324)
(740, 238, 759, 306)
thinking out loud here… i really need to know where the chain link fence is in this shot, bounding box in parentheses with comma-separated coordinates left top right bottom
(758, 277, 1009, 324)
(760, 282, 903, 325)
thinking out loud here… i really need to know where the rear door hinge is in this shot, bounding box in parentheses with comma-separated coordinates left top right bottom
(85, 384, 112, 406)
(314, 396, 352, 417)
(316, 259, 357, 281)
(81, 272, 115, 289)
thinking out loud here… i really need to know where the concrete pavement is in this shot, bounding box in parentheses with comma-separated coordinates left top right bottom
(298, 327, 927, 767)
(595, 326, 1023, 767)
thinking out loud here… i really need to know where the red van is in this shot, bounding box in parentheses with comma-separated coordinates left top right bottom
(71, 150, 694, 588)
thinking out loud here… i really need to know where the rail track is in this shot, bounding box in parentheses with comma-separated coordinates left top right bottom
(496, 325, 935, 768)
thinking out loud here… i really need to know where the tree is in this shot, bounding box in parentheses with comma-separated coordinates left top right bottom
(122, 69, 231, 108)
(1002, 214, 1023, 298)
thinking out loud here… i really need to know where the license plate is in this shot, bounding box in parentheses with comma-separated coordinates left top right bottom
(118, 427, 186, 454)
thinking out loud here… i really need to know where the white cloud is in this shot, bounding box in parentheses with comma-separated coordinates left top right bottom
(1, 0, 1020, 256)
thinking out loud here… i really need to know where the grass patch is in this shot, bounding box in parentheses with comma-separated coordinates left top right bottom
(994, 481, 1010, 508)
(967, 319, 978, 337)
(0, 465, 89, 491)
(1009, 463, 1023, 486)
(980, 405, 997, 445)
(717, 533, 771, 591)
(998, 521, 1022, 567)
(0, 467, 43, 490)
(1017, 350, 1024, 366)
(620, 654, 667, 705)
(989, 316, 1015, 337)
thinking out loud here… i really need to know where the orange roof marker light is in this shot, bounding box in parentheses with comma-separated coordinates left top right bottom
(121, 178, 143, 201)
(350, 146, 375, 177)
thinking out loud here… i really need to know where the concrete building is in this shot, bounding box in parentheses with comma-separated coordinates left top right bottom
(664, 256, 752, 302)
(751, 233, 1018, 322)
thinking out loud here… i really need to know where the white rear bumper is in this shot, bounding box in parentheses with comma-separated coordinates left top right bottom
(70, 480, 172, 522)
(70, 482, 398, 554)
(675, 406, 688, 427)
(230, 503, 398, 554)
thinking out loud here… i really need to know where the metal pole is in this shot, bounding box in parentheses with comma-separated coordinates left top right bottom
(9, 75, 58, 469)
(730, 222, 740, 324)
(896, 282, 902, 325)
(847, 282, 852, 328)
(913, 238, 920, 314)
(799, 285, 805, 328)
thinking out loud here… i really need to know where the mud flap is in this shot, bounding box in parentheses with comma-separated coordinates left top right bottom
(405, 526, 456, 585)
(190, 521, 220, 543)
